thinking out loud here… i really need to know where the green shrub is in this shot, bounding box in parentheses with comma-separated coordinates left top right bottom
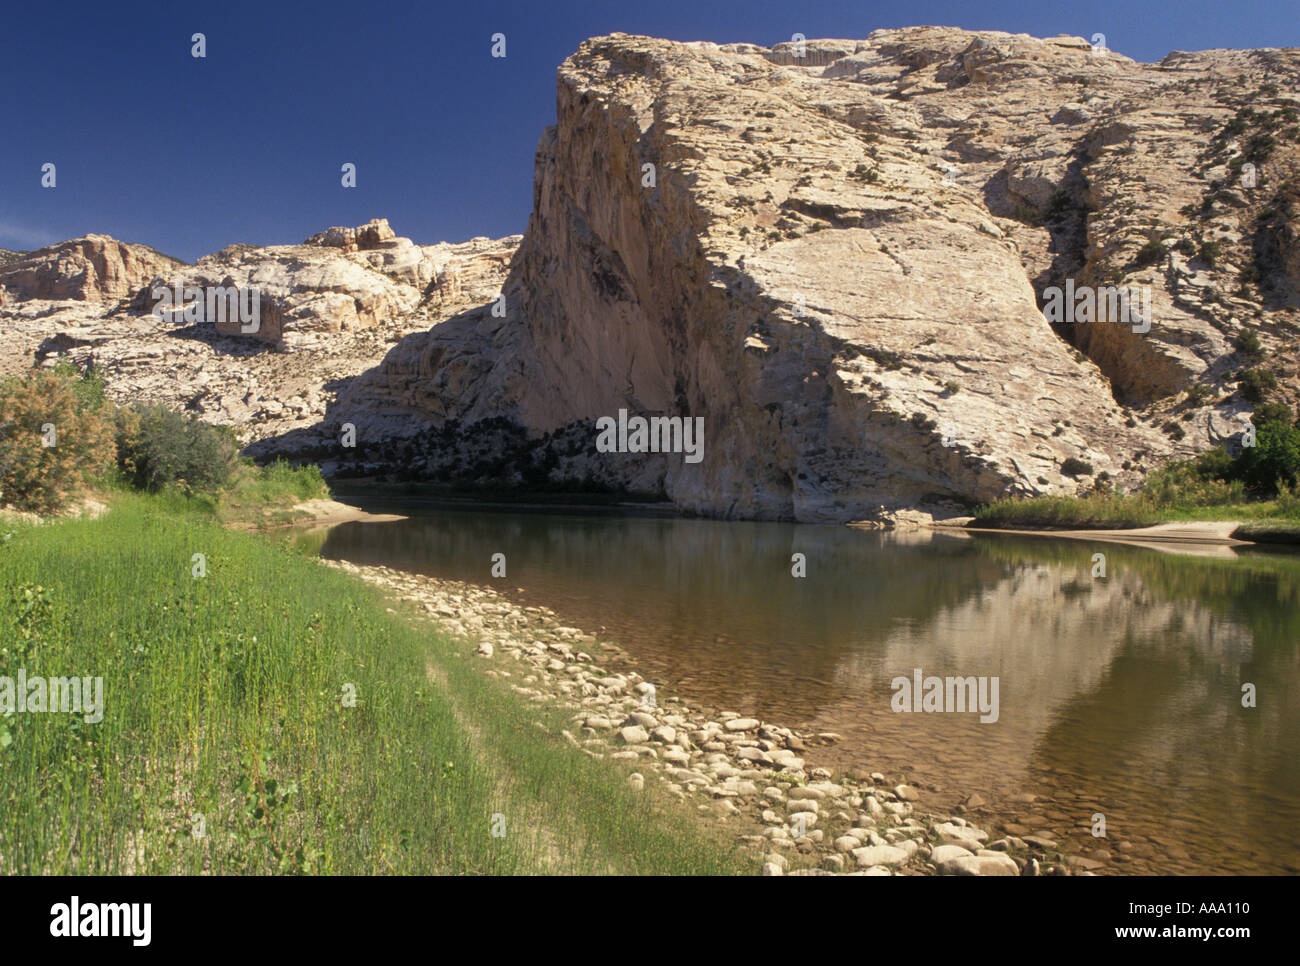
(1230, 419, 1300, 495)
(1237, 368, 1277, 402)
(1046, 189, 1074, 221)
(1246, 132, 1276, 164)
(850, 163, 879, 183)
(50, 359, 109, 412)
(1061, 457, 1094, 477)
(1145, 458, 1245, 505)
(1193, 446, 1235, 480)
(0, 367, 115, 513)
(115, 403, 239, 493)
(1252, 402, 1295, 429)
(1233, 329, 1263, 357)
(1131, 239, 1166, 269)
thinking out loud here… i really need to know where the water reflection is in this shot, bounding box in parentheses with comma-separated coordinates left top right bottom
(311, 507, 1300, 874)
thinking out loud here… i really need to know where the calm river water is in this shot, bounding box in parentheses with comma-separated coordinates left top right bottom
(308, 502, 1300, 875)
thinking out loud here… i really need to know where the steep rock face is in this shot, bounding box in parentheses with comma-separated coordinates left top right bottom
(332, 29, 1298, 520)
(0, 235, 184, 303)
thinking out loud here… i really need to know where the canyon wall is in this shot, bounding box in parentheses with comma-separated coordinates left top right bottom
(322, 29, 1299, 520)
(3, 28, 1298, 522)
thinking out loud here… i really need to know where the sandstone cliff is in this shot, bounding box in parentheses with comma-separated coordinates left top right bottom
(3, 29, 1298, 522)
(315, 29, 1300, 520)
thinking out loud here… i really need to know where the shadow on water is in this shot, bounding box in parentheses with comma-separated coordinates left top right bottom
(309, 506, 1300, 874)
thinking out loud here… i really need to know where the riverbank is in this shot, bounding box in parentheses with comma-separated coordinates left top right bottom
(0, 493, 747, 874)
(969, 484, 1300, 546)
(268, 498, 406, 529)
(953, 516, 1300, 551)
(325, 556, 1090, 876)
(931, 518, 1258, 556)
(1, 486, 1111, 875)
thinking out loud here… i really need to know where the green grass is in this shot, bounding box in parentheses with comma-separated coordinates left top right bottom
(973, 493, 1162, 529)
(975, 463, 1300, 535)
(0, 493, 749, 874)
(216, 460, 331, 528)
(973, 492, 1300, 530)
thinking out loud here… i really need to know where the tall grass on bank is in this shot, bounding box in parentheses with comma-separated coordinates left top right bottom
(976, 403, 1300, 531)
(976, 460, 1300, 530)
(213, 460, 330, 527)
(0, 494, 747, 874)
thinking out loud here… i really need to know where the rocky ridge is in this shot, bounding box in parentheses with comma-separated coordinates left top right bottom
(0, 235, 183, 304)
(0, 222, 519, 442)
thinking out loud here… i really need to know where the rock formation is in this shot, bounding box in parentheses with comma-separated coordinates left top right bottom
(0, 222, 519, 443)
(2, 29, 1297, 522)
(316, 29, 1300, 520)
(0, 235, 184, 304)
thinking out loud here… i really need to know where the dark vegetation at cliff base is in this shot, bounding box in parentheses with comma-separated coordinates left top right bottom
(257, 415, 672, 504)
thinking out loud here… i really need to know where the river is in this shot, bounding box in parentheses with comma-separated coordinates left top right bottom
(303, 500, 1300, 875)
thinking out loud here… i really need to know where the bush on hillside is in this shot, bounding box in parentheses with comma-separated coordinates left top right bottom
(1233, 329, 1263, 358)
(115, 403, 239, 493)
(1186, 404, 1300, 498)
(1230, 408, 1300, 495)
(0, 367, 115, 512)
(1143, 457, 1246, 506)
(1237, 368, 1278, 402)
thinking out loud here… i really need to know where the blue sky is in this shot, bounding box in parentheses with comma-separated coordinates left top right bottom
(1, 0, 1295, 261)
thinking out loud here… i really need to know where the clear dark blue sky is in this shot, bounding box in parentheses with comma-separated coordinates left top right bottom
(1, 0, 1295, 261)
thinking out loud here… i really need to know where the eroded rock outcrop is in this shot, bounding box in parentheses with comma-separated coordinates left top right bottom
(0, 235, 184, 304)
(0, 224, 520, 443)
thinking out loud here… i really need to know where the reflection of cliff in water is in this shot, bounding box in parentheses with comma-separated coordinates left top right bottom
(318, 513, 1007, 720)
(820, 538, 1300, 872)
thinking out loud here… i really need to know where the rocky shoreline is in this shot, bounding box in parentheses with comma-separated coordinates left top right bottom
(322, 557, 1092, 876)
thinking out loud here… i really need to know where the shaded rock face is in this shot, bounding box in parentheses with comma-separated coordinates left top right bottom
(1271, 180, 1300, 294)
(0, 235, 184, 304)
(327, 29, 1299, 521)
